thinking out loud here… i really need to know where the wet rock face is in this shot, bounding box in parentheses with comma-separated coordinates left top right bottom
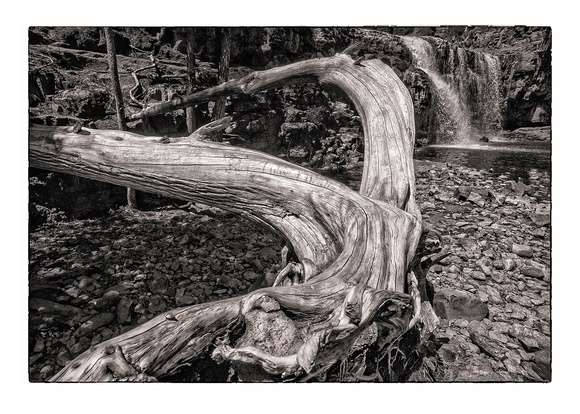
(29, 26, 550, 154)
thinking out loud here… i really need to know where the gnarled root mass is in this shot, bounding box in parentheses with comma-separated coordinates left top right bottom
(30, 53, 440, 382)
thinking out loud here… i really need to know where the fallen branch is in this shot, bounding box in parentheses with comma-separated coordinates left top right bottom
(30, 54, 436, 382)
(129, 64, 157, 108)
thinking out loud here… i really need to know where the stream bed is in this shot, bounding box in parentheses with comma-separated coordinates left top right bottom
(414, 140, 551, 184)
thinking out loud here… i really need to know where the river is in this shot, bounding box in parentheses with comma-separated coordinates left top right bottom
(321, 139, 551, 191)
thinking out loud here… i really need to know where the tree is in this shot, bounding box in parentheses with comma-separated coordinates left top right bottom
(29, 53, 442, 382)
(212, 28, 231, 141)
(104, 27, 137, 209)
(185, 28, 197, 135)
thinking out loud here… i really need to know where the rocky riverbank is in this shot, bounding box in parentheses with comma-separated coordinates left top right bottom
(411, 160, 551, 381)
(28, 159, 551, 382)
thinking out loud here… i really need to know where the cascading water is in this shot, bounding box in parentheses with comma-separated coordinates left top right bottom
(401, 36, 473, 142)
(401, 36, 502, 143)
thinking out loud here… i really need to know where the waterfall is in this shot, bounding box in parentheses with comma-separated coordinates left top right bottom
(401, 36, 472, 142)
(401, 36, 502, 143)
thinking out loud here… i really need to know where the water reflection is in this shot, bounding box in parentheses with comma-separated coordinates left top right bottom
(317, 140, 551, 190)
(414, 141, 551, 183)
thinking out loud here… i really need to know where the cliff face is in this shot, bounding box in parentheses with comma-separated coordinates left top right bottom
(28, 26, 550, 145)
(435, 26, 552, 130)
(27, 26, 551, 221)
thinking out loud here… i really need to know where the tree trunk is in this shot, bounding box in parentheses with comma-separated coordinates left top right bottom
(104, 27, 137, 209)
(185, 29, 197, 135)
(30, 54, 440, 382)
(212, 28, 231, 141)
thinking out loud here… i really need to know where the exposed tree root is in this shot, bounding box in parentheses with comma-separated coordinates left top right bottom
(29, 53, 442, 382)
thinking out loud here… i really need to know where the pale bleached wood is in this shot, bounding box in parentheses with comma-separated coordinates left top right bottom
(30, 54, 428, 382)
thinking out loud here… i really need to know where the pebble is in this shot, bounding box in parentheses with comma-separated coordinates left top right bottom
(93, 290, 120, 310)
(175, 294, 198, 306)
(116, 297, 133, 325)
(146, 274, 169, 295)
(74, 312, 116, 337)
(28, 161, 550, 383)
(471, 271, 486, 281)
(512, 244, 534, 258)
(77, 276, 98, 292)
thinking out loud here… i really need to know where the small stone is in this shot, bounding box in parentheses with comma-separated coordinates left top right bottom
(146, 274, 169, 295)
(512, 244, 534, 258)
(518, 336, 540, 352)
(477, 290, 489, 303)
(435, 192, 452, 202)
(521, 266, 544, 279)
(193, 247, 209, 257)
(176, 234, 190, 245)
(529, 214, 550, 227)
(250, 258, 264, 271)
(69, 336, 91, 356)
(503, 353, 522, 375)
(454, 186, 472, 200)
(502, 258, 516, 271)
(509, 294, 533, 308)
(509, 180, 530, 196)
(77, 276, 98, 292)
(488, 190, 505, 204)
(520, 260, 546, 279)
(216, 274, 242, 290)
(108, 281, 135, 294)
(472, 271, 486, 281)
(29, 298, 82, 319)
(243, 271, 261, 281)
(29, 353, 43, 366)
(94, 290, 120, 310)
(74, 312, 116, 337)
(435, 328, 456, 344)
(39, 365, 55, 381)
(467, 321, 505, 360)
(33, 338, 45, 353)
(531, 227, 547, 238)
(148, 295, 167, 313)
(116, 297, 133, 325)
(467, 191, 486, 207)
(56, 350, 71, 367)
(453, 319, 469, 329)
(65, 286, 80, 298)
(482, 249, 495, 259)
(492, 260, 504, 270)
(175, 294, 198, 306)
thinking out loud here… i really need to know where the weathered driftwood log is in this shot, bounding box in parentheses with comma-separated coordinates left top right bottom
(29, 53, 438, 382)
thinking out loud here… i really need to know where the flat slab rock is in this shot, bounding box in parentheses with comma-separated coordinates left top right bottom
(433, 288, 489, 322)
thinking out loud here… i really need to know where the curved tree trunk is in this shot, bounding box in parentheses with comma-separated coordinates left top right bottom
(29, 54, 439, 382)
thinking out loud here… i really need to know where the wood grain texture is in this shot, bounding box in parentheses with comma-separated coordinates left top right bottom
(30, 54, 428, 382)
